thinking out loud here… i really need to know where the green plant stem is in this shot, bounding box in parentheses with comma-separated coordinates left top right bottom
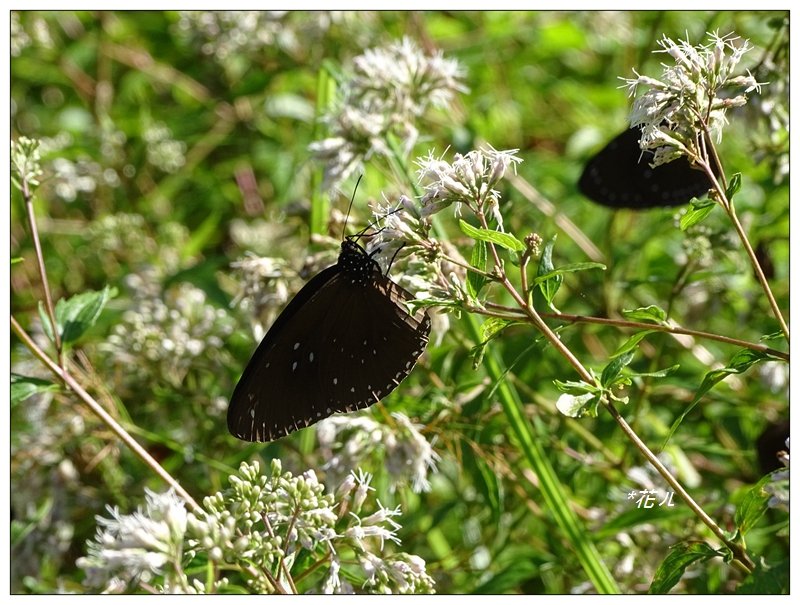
(725, 200, 789, 343)
(698, 154, 789, 344)
(543, 312, 789, 362)
(21, 179, 63, 367)
(475, 212, 755, 573)
(10, 314, 199, 511)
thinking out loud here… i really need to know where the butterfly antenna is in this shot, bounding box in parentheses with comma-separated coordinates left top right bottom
(387, 243, 406, 272)
(343, 174, 364, 241)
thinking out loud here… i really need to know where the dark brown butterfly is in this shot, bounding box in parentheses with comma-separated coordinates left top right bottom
(228, 235, 430, 442)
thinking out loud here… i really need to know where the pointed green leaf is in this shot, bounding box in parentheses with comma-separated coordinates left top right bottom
(627, 364, 680, 379)
(736, 557, 789, 595)
(55, 285, 115, 345)
(38, 301, 55, 343)
(663, 349, 769, 448)
(466, 240, 488, 298)
(536, 237, 562, 308)
(649, 542, 720, 594)
(679, 198, 716, 231)
(726, 172, 742, 200)
(458, 219, 525, 252)
(601, 350, 634, 387)
(530, 262, 606, 286)
(735, 473, 777, 536)
(611, 330, 657, 359)
(11, 373, 59, 404)
(622, 305, 668, 324)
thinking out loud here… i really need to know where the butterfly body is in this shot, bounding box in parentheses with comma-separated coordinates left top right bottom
(228, 237, 430, 442)
(578, 127, 713, 208)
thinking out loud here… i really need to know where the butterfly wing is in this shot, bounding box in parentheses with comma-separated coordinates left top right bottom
(578, 127, 713, 208)
(228, 264, 341, 441)
(339, 274, 431, 409)
(228, 269, 430, 442)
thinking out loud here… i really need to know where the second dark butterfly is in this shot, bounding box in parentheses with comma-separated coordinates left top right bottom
(578, 127, 714, 209)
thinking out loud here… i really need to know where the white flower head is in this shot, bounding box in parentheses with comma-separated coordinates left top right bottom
(77, 489, 188, 590)
(310, 37, 467, 190)
(415, 146, 521, 221)
(621, 31, 764, 165)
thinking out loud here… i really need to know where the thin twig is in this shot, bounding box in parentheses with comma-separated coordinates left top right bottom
(21, 179, 63, 367)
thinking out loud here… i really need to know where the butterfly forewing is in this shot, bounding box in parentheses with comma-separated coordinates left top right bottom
(228, 241, 430, 442)
(578, 127, 713, 209)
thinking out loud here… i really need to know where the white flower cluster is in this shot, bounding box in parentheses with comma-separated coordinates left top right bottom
(230, 254, 293, 340)
(416, 145, 522, 222)
(78, 461, 435, 594)
(11, 136, 44, 189)
(105, 281, 234, 387)
(317, 412, 440, 494)
(622, 32, 763, 166)
(310, 37, 467, 189)
(77, 489, 189, 593)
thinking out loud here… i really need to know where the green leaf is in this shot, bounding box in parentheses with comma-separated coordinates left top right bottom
(530, 262, 606, 286)
(601, 350, 634, 387)
(553, 378, 600, 396)
(466, 240, 488, 299)
(55, 285, 116, 345)
(760, 330, 787, 343)
(627, 364, 680, 379)
(471, 318, 519, 370)
(736, 557, 789, 595)
(663, 349, 768, 448)
(611, 330, 657, 359)
(536, 237, 562, 309)
(726, 172, 742, 200)
(11, 256, 24, 265)
(480, 317, 516, 342)
(679, 198, 716, 231)
(648, 542, 720, 594)
(458, 219, 525, 252)
(556, 392, 598, 418)
(11, 373, 59, 404)
(622, 305, 668, 324)
(735, 473, 775, 536)
(38, 301, 55, 343)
